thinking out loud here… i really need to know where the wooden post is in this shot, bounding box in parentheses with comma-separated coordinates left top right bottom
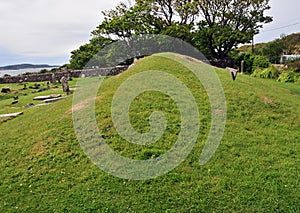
(241, 60, 245, 75)
(252, 36, 255, 54)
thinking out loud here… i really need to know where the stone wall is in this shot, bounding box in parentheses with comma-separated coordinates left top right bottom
(0, 66, 129, 84)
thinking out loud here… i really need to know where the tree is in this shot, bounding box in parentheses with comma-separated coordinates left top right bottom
(90, 0, 272, 61)
(69, 36, 113, 69)
(92, 0, 198, 41)
(261, 40, 285, 63)
(192, 0, 272, 60)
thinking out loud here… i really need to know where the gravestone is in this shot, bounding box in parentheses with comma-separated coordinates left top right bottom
(23, 103, 35, 108)
(1, 87, 10, 93)
(29, 84, 40, 90)
(51, 73, 56, 84)
(61, 76, 71, 95)
(22, 84, 27, 90)
(67, 71, 72, 81)
(226, 67, 238, 81)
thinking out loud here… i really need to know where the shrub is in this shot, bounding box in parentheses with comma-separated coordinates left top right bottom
(252, 55, 270, 71)
(39, 69, 50, 74)
(233, 52, 254, 73)
(233, 53, 270, 74)
(287, 59, 300, 72)
(251, 68, 263, 78)
(277, 69, 300, 83)
(251, 66, 280, 79)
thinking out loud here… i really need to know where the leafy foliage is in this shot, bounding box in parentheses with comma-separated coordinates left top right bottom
(277, 69, 300, 83)
(91, 0, 272, 60)
(233, 52, 270, 74)
(251, 66, 281, 79)
(252, 55, 270, 70)
(240, 33, 300, 64)
(193, 0, 272, 59)
(286, 58, 300, 72)
(260, 39, 285, 63)
(69, 36, 113, 70)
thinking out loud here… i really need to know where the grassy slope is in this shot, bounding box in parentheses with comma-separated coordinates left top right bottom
(0, 55, 299, 212)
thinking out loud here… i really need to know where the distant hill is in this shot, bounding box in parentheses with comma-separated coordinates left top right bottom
(238, 32, 300, 63)
(0, 64, 59, 70)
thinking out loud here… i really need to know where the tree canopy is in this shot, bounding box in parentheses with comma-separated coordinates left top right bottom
(69, 36, 113, 70)
(70, 0, 273, 68)
(193, 0, 272, 59)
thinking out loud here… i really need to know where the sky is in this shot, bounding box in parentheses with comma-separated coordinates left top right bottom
(0, 0, 299, 66)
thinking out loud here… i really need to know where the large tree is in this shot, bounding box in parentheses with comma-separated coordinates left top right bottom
(91, 0, 198, 41)
(90, 0, 272, 60)
(193, 0, 272, 59)
(69, 36, 113, 69)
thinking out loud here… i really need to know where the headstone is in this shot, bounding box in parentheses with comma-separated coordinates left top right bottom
(33, 94, 62, 101)
(22, 84, 27, 90)
(51, 73, 56, 84)
(38, 88, 49, 93)
(43, 97, 65, 103)
(0, 112, 23, 118)
(226, 67, 238, 81)
(67, 71, 72, 81)
(1, 87, 10, 93)
(23, 103, 35, 108)
(61, 76, 71, 95)
(29, 84, 40, 90)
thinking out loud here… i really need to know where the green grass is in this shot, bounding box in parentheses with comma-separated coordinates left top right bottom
(0, 54, 299, 212)
(0, 81, 78, 115)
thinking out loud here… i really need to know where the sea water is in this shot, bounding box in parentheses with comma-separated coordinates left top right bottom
(0, 67, 58, 77)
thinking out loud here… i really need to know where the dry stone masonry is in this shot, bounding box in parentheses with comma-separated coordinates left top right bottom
(0, 66, 128, 84)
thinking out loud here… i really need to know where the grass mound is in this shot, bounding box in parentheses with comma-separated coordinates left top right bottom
(0, 54, 299, 212)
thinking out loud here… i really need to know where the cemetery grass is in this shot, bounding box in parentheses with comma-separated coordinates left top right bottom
(0, 55, 299, 212)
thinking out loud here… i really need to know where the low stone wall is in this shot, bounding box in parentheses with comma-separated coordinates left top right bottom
(0, 66, 128, 84)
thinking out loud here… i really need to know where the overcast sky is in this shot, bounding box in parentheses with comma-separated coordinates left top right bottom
(0, 0, 299, 66)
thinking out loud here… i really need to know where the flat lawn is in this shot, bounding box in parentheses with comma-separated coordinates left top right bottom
(0, 55, 299, 212)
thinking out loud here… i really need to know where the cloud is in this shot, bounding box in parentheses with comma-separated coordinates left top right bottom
(256, 0, 300, 42)
(0, 0, 299, 65)
(0, 0, 120, 64)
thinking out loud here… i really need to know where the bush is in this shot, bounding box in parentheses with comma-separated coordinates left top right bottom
(251, 66, 280, 79)
(252, 55, 270, 71)
(233, 52, 254, 73)
(233, 52, 270, 74)
(277, 69, 300, 83)
(39, 69, 50, 74)
(286, 59, 300, 72)
(251, 68, 262, 78)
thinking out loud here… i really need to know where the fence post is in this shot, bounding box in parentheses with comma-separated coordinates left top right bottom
(241, 60, 245, 75)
